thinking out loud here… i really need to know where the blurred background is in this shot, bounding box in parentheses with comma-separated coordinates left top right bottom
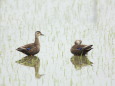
(0, 0, 115, 86)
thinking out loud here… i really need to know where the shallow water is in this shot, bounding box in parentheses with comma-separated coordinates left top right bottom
(0, 0, 115, 86)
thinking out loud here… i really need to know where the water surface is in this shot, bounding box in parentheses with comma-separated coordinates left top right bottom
(0, 0, 115, 86)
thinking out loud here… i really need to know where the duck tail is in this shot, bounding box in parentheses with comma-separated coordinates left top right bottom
(85, 48, 93, 52)
(82, 45, 93, 55)
(84, 45, 93, 50)
(16, 47, 25, 52)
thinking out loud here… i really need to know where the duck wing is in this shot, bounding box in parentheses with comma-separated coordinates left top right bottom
(77, 45, 93, 55)
(71, 45, 86, 51)
(16, 43, 34, 50)
(71, 45, 84, 55)
(73, 45, 93, 50)
(71, 45, 93, 55)
(16, 43, 35, 53)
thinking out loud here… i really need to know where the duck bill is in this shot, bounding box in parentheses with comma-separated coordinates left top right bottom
(41, 33, 44, 36)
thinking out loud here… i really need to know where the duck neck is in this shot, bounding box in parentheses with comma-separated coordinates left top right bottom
(34, 36, 40, 46)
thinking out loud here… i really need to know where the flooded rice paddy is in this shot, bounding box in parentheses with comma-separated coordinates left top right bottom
(0, 0, 115, 86)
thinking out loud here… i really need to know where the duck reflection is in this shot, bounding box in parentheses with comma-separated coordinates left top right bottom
(70, 56, 93, 70)
(16, 56, 43, 78)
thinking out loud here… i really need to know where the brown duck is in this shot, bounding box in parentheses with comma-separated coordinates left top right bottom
(16, 31, 44, 56)
(71, 40, 93, 56)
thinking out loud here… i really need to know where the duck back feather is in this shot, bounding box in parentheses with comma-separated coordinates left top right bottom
(16, 43, 40, 56)
(71, 44, 93, 56)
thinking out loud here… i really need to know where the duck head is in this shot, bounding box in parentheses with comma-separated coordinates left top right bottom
(74, 40, 82, 45)
(35, 31, 44, 37)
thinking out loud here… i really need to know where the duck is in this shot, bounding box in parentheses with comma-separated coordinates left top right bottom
(16, 31, 44, 56)
(71, 40, 93, 56)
